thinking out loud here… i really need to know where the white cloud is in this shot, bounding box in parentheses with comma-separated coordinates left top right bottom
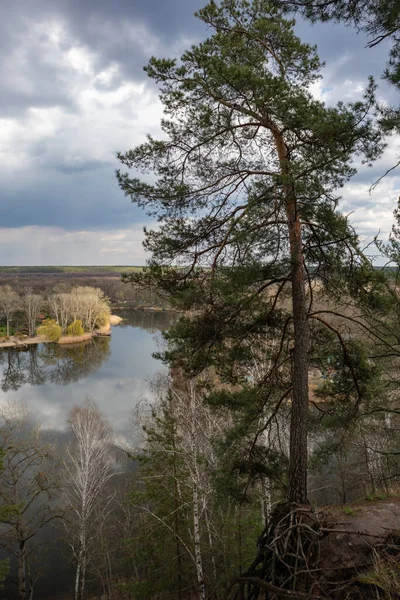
(0, 17, 163, 174)
(0, 225, 151, 265)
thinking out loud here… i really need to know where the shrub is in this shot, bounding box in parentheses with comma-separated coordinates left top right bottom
(66, 320, 85, 337)
(95, 311, 110, 328)
(37, 319, 62, 342)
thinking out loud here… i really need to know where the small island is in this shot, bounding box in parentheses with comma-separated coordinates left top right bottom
(0, 285, 122, 348)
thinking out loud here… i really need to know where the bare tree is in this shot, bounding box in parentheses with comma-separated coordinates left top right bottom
(22, 290, 43, 337)
(63, 399, 115, 600)
(0, 286, 19, 337)
(0, 400, 62, 600)
(73, 287, 110, 332)
(47, 287, 110, 334)
(132, 376, 226, 600)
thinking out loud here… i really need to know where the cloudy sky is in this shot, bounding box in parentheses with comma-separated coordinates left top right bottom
(0, 0, 398, 265)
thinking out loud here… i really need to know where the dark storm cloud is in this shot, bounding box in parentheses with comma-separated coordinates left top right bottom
(295, 18, 391, 81)
(0, 0, 204, 116)
(0, 0, 398, 264)
(0, 166, 146, 230)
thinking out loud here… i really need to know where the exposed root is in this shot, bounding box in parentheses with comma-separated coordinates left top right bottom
(227, 503, 400, 599)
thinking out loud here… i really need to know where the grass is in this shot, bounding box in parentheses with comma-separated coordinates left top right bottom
(0, 326, 16, 336)
(366, 493, 389, 501)
(343, 506, 357, 517)
(357, 552, 400, 599)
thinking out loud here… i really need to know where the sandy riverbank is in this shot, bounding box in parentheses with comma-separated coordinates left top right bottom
(0, 315, 123, 348)
(109, 315, 123, 325)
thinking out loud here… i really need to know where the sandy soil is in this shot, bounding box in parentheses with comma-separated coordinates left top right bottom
(109, 314, 123, 325)
(0, 335, 49, 348)
(58, 333, 94, 345)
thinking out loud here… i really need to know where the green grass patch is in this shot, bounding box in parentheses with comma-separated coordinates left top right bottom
(343, 506, 357, 517)
(366, 492, 388, 501)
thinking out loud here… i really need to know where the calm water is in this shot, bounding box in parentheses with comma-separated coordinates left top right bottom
(0, 310, 173, 438)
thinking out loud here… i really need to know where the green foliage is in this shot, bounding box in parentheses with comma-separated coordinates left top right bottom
(117, 0, 389, 514)
(66, 319, 85, 336)
(118, 0, 383, 385)
(0, 326, 15, 336)
(126, 398, 194, 599)
(276, 0, 400, 133)
(342, 506, 357, 516)
(314, 339, 382, 409)
(37, 318, 62, 341)
(366, 493, 389, 501)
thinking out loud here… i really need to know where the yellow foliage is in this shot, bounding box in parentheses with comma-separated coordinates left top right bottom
(67, 320, 85, 336)
(95, 311, 110, 328)
(37, 319, 62, 342)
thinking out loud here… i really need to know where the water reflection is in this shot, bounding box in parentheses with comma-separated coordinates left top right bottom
(0, 339, 111, 391)
(117, 308, 175, 332)
(0, 311, 171, 435)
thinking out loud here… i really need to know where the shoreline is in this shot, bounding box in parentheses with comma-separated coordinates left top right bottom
(0, 315, 122, 349)
(111, 305, 178, 312)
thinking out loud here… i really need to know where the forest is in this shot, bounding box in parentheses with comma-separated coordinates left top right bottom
(1, 0, 400, 599)
(0, 272, 167, 312)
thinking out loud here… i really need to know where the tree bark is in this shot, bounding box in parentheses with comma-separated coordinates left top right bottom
(273, 129, 310, 504)
(192, 483, 206, 600)
(286, 210, 309, 503)
(18, 540, 27, 600)
(74, 558, 81, 600)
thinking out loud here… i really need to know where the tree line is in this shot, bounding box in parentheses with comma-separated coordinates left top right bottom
(0, 285, 111, 340)
(0, 274, 170, 311)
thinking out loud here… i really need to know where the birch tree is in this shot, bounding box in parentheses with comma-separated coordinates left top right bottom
(0, 286, 19, 337)
(22, 291, 43, 337)
(63, 399, 115, 600)
(129, 376, 257, 599)
(47, 287, 110, 333)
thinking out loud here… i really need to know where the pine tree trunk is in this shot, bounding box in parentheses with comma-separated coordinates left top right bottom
(287, 210, 309, 504)
(273, 128, 310, 504)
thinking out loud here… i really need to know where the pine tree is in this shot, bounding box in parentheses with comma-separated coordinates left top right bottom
(275, 0, 400, 155)
(117, 0, 383, 505)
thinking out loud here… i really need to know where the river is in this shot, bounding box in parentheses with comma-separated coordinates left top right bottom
(0, 310, 173, 438)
